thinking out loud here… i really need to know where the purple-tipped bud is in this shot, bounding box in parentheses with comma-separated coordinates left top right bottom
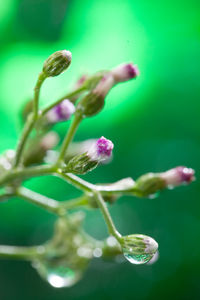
(64, 136, 114, 175)
(111, 63, 139, 83)
(76, 75, 88, 87)
(47, 99, 75, 123)
(161, 166, 195, 187)
(88, 136, 114, 162)
(77, 75, 115, 117)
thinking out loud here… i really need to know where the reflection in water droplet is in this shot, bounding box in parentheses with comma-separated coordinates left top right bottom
(33, 260, 82, 288)
(123, 250, 153, 265)
(148, 192, 159, 199)
(147, 251, 159, 265)
(167, 184, 175, 190)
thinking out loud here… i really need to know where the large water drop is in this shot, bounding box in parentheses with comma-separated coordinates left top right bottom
(33, 260, 82, 288)
(123, 249, 154, 265)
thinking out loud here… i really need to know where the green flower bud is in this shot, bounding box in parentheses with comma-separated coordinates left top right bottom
(43, 50, 72, 77)
(76, 75, 114, 117)
(133, 173, 166, 197)
(64, 152, 98, 175)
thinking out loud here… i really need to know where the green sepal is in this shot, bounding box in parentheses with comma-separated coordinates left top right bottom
(43, 50, 71, 77)
(133, 173, 166, 197)
(76, 92, 105, 117)
(64, 152, 99, 175)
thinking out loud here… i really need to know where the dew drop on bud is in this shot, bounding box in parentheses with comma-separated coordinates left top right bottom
(123, 249, 154, 265)
(148, 192, 160, 199)
(32, 260, 82, 288)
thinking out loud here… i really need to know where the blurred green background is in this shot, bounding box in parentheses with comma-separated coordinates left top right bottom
(0, 0, 200, 299)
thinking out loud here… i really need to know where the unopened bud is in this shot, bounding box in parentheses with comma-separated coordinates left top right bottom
(77, 75, 114, 117)
(88, 136, 114, 161)
(134, 173, 165, 197)
(160, 166, 195, 187)
(47, 99, 75, 123)
(64, 137, 114, 174)
(121, 234, 158, 265)
(43, 50, 72, 77)
(111, 63, 139, 83)
(133, 166, 195, 198)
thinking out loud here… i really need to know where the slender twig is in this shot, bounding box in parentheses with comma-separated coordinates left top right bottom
(17, 186, 89, 215)
(56, 113, 83, 166)
(0, 245, 44, 260)
(93, 191, 122, 241)
(40, 86, 86, 116)
(0, 165, 56, 187)
(17, 186, 61, 215)
(13, 72, 47, 168)
(56, 171, 95, 192)
(56, 170, 122, 241)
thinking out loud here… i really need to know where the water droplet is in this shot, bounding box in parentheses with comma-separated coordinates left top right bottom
(147, 251, 159, 265)
(93, 247, 102, 258)
(167, 184, 175, 190)
(33, 260, 82, 288)
(148, 192, 159, 199)
(123, 249, 153, 265)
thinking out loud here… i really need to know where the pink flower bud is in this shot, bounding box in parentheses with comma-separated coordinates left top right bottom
(111, 63, 139, 83)
(161, 166, 195, 187)
(47, 99, 75, 123)
(40, 132, 59, 150)
(87, 136, 114, 162)
(93, 75, 115, 98)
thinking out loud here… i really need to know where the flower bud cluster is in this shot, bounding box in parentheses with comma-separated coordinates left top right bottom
(77, 63, 139, 117)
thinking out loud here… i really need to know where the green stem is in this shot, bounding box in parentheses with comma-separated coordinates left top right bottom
(61, 195, 89, 210)
(13, 72, 46, 168)
(94, 191, 122, 241)
(13, 113, 35, 168)
(56, 171, 95, 192)
(40, 86, 86, 116)
(17, 186, 61, 215)
(56, 170, 121, 241)
(17, 186, 88, 215)
(0, 165, 56, 187)
(33, 72, 47, 119)
(56, 113, 83, 166)
(0, 245, 43, 260)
